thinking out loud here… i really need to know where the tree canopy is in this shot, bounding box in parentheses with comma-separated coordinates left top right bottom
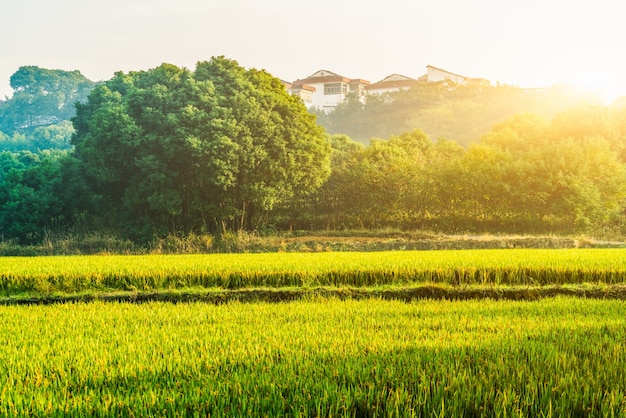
(299, 106, 626, 234)
(314, 81, 603, 147)
(1, 62, 626, 246)
(0, 66, 95, 135)
(71, 57, 331, 239)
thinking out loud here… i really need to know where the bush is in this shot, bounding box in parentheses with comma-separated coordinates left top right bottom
(150, 233, 213, 254)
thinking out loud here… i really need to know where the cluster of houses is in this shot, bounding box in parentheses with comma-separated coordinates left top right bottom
(283, 65, 489, 111)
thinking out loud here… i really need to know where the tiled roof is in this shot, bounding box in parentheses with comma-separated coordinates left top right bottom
(365, 79, 420, 91)
(293, 75, 351, 84)
(290, 83, 316, 92)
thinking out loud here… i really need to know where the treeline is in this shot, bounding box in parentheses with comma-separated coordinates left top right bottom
(314, 81, 603, 147)
(1, 59, 626, 246)
(1, 58, 331, 244)
(303, 108, 626, 233)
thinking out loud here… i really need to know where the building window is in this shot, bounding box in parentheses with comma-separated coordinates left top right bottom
(291, 90, 313, 103)
(324, 82, 343, 95)
(351, 85, 363, 96)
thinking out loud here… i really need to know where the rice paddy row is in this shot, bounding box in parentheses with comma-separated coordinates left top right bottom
(0, 297, 624, 417)
(2, 249, 626, 299)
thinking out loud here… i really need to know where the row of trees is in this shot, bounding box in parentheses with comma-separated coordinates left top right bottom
(314, 81, 603, 147)
(1, 58, 331, 243)
(307, 108, 626, 233)
(1, 59, 626, 245)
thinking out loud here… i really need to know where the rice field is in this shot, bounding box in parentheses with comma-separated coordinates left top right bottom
(0, 297, 624, 417)
(2, 249, 625, 416)
(1, 249, 626, 297)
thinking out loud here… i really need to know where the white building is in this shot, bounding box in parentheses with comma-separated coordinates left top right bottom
(288, 83, 316, 105)
(287, 66, 489, 110)
(418, 65, 489, 85)
(289, 70, 370, 111)
(365, 74, 420, 95)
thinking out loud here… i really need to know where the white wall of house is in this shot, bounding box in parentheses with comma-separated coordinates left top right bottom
(366, 83, 411, 95)
(426, 66, 468, 84)
(366, 86, 397, 95)
(313, 81, 348, 110)
(365, 74, 419, 95)
(290, 88, 314, 105)
(289, 70, 369, 111)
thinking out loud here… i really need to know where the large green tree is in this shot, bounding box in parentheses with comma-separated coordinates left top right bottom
(448, 112, 626, 232)
(0, 151, 77, 244)
(0, 66, 95, 135)
(312, 130, 465, 229)
(72, 57, 330, 239)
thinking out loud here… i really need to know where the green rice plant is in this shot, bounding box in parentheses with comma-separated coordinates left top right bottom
(0, 297, 624, 416)
(1, 249, 626, 296)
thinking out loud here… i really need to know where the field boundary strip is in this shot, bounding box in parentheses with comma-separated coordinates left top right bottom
(2, 284, 626, 305)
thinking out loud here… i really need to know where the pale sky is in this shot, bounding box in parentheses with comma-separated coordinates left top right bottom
(2, 0, 625, 103)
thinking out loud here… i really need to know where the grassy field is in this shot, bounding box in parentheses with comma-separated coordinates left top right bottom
(2, 249, 625, 416)
(0, 297, 624, 417)
(2, 249, 626, 300)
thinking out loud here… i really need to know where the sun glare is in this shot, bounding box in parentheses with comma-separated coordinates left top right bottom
(560, 68, 626, 105)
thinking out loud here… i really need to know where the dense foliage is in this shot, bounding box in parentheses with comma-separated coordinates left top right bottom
(313, 81, 602, 147)
(1, 298, 624, 416)
(302, 107, 626, 234)
(0, 121, 75, 153)
(1, 61, 626, 245)
(0, 67, 95, 155)
(71, 57, 330, 239)
(0, 66, 94, 135)
(0, 67, 96, 243)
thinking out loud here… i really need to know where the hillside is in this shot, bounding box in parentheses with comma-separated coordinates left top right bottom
(313, 82, 602, 147)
